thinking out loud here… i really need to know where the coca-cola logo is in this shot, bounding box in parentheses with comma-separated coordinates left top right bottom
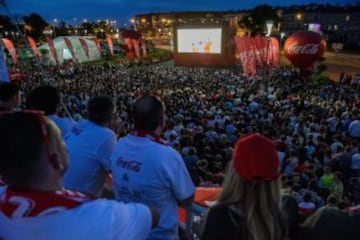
(287, 43, 319, 55)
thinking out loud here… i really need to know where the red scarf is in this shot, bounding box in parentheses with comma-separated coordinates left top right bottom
(0, 188, 93, 218)
(133, 130, 167, 145)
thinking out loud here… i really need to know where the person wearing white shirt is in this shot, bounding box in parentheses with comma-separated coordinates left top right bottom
(0, 111, 158, 240)
(349, 119, 360, 139)
(351, 151, 360, 177)
(63, 96, 117, 197)
(111, 95, 195, 240)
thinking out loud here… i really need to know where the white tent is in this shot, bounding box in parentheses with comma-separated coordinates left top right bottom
(39, 36, 101, 65)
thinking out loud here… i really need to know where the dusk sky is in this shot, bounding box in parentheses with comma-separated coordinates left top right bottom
(1, 0, 357, 27)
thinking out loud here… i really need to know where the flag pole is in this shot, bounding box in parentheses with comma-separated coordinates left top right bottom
(0, 0, 75, 123)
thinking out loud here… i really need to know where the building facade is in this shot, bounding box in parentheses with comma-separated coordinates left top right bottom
(134, 4, 360, 48)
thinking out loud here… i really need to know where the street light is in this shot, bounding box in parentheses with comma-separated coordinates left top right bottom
(263, 20, 274, 80)
(280, 32, 285, 47)
(265, 20, 274, 65)
(53, 18, 58, 38)
(343, 15, 351, 43)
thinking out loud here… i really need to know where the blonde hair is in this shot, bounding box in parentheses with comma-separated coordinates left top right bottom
(218, 163, 284, 240)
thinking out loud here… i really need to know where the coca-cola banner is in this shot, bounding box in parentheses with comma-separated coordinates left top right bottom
(63, 37, 75, 59)
(131, 39, 140, 58)
(140, 39, 147, 57)
(284, 31, 326, 71)
(79, 38, 89, 58)
(269, 37, 279, 67)
(106, 36, 114, 56)
(245, 37, 256, 75)
(124, 38, 135, 60)
(46, 37, 59, 65)
(234, 36, 256, 77)
(253, 35, 267, 66)
(2, 38, 18, 65)
(27, 36, 40, 59)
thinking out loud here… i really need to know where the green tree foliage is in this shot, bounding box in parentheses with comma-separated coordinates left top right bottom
(23, 13, 48, 40)
(238, 4, 280, 36)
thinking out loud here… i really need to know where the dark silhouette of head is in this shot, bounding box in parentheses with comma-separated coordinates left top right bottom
(0, 82, 21, 111)
(133, 95, 165, 132)
(26, 85, 60, 115)
(0, 111, 66, 189)
(87, 96, 115, 125)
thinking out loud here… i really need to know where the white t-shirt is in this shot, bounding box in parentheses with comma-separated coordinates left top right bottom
(48, 114, 75, 139)
(63, 120, 117, 196)
(349, 120, 360, 138)
(0, 195, 152, 240)
(110, 134, 195, 240)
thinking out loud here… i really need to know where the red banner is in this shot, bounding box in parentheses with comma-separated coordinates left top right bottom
(2, 38, 18, 65)
(63, 37, 75, 59)
(140, 39, 147, 57)
(106, 36, 114, 56)
(253, 35, 267, 66)
(46, 37, 59, 65)
(131, 39, 140, 58)
(79, 38, 89, 58)
(269, 37, 279, 67)
(234, 37, 256, 77)
(94, 39, 101, 54)
(27, 36, 40, 59)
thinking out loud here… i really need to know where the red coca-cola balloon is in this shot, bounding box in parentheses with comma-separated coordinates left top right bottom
(284, 31, 326, 71)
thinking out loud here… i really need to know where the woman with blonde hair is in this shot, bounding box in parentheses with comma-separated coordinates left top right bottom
(201, 133, 290, 240)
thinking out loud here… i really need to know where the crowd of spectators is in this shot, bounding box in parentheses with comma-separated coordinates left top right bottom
(3, 60, 360, 238)
(17, 62, 360, 208)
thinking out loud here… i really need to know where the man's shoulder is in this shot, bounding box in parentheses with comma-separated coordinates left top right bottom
(75, 199, 149, 218)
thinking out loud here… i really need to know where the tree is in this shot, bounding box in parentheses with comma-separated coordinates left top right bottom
(238, 4, 280, 36)
(0, 15, 15, 32)
(23, 13, 48, 40)
(57, 20, 69, 36)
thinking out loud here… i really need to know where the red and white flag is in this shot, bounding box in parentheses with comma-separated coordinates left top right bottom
(46, 37, 59, 65)
(269, 37, 279, 67)
(64, 37, 75, 59)
(253, 36, 267, 66)
(106, 36, 114, 56)
(132, 39, 140, 58)
(27, 36, 40, 59)
(1, 38, 18, 65)
(79, 38, 89, 58)
(234, 37, 256, 77)
(140, 39, 147, 57)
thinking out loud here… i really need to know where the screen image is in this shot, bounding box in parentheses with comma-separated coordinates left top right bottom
(177, 28, 222, 54)
(308, 23, 321, 33)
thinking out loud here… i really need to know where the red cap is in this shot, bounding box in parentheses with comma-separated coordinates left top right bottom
(233, 133, 279, 181)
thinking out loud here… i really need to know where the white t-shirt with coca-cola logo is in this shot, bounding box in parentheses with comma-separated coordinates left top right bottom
(0, 186, 152, 240)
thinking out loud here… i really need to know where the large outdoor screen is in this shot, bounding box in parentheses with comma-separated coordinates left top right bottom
(177, 28, 222, 54)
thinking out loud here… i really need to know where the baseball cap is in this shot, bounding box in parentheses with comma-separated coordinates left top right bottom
(233, 133, 279, 181)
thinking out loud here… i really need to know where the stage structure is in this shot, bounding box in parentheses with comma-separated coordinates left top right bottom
(173, 19, 236, 67)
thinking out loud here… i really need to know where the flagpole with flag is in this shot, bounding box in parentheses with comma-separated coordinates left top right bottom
(0, 0, 75, 123)
(0, 34, 10, 83)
